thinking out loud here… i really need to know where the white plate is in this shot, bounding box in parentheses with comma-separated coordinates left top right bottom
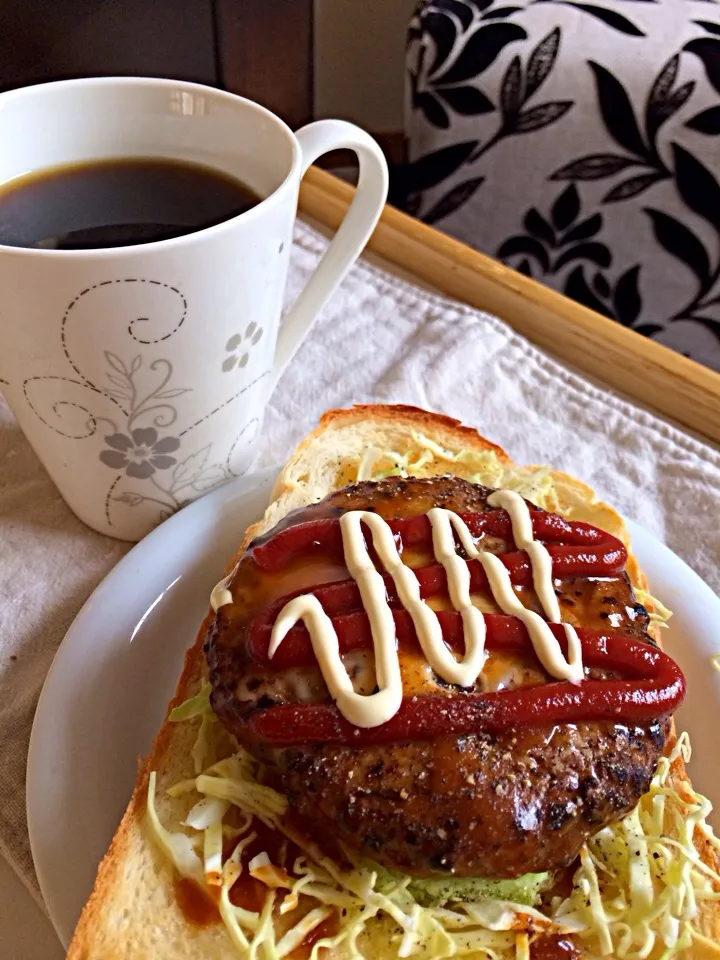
(27, 470, 720, 948)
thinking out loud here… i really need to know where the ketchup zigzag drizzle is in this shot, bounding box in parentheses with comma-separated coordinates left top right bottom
(248, 618, 685, 745)
(217, 492, 685, 745)
(250, 510, 627, 580)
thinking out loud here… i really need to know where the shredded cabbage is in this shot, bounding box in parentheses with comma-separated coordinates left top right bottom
(184, 795, 229, 831)
(147, 744, 560, 959)
(407, 873, 549, 908)
(148, 721, 720, 959)
(552, 734, 720, 958)
(203, 818, 225, 885)
(146, 771, 203, 883)
(191, 710, 217, 773)
(168, 681, 212, 721)
(360, 434, 557, 514)
(356, 446, 381, 482)
(635, 589, 673, 629)
(276, 906, 333, 957)
(195, 760, 288, 825)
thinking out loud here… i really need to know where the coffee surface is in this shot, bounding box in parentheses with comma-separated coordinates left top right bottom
(0, 157, 261, 249)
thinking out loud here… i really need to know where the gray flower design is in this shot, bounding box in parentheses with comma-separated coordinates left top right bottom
(99, 427, 180, 479)
(222, 322, 263, 372)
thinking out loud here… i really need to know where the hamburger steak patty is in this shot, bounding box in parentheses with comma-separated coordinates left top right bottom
(206, 475, 669, 878)
(281, 722, 668, 879)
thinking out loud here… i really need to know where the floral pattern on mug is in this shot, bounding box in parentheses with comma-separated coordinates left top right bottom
(222, 321, 263, 372)
(69, 346, 263, 529)
(99, 428, 180, 479)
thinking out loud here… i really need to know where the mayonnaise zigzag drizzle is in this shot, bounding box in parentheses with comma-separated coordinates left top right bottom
(266, 489, 584, 729)
(210, 574, 234, 613)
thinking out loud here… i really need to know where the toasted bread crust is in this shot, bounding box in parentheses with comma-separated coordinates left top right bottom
(67, 405, 720, 960)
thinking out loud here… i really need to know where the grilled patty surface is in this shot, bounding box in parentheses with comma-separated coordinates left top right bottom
(206, 476, 668, 878)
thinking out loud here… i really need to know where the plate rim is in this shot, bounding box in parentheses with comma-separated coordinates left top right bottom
(26, 467, 277, 942)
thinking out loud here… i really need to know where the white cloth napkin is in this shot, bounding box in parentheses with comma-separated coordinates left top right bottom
(2, 220, 719, 907)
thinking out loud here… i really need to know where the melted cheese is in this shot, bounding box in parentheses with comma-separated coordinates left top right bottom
(269, 490, 584, 729)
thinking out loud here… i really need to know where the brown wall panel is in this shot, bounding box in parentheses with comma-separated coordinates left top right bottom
(0, 0, 218, 90)
(214, 0, 313, 130)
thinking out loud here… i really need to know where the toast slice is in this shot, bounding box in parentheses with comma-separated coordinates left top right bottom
(67, 404, 720, 959)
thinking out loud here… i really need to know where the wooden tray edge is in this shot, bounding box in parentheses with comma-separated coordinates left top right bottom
(299, 167, 720, 447)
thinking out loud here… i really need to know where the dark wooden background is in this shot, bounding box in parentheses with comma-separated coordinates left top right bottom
(0, 0, 314, 130)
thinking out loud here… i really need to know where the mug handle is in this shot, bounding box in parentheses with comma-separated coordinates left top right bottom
(271, 120, 389, 388)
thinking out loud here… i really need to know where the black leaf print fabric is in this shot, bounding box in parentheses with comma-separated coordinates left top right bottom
(565, 265, 611, 315)
(645, 209, 711, 285)
(549, 53, 693, 202)
(648, 53, 679, 106)
(525, 27, 560, 98)
(402, 21, 576, 216)
(425, 12, 458, 74)
(673, 144, 720, 232)
(416, 92, 452, 128)
(613, 266, 642, 326)
(684, 36, 720, 94)
(589, 62, 648, 157)
(499, 183, 612, 277)
(500, 56, 523, 113)
(403, 141, 479, 193)
(554, 241, 611, 270)
(404, 0, 720, 370)
(438, 85, 495, 114)
(602, 172, 664, 203)
(408, 5, 528, 130)
(562, 212, 603, 243)
(560, 3, 644, 36)
(513, 101, 573, 132)
(524, 208, 556, 245)
(483, 6, 525, 19)
(694, 20, 720, 38)
(497, 235, 552, 270)
(551, 154, 639, 180)
(646, 56, 696, 139)
(437, 23, 527, 83)
(551, 183, 580, 230)
(647, 81, 694, 137)
(424, 176, 486, 222)
(685, 105, 720, 133)
(442, 0, 475, 30)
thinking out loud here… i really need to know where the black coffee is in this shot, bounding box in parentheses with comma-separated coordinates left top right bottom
(0, 157, 262, 249)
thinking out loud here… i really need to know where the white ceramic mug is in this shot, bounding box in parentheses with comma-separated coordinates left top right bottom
(0, 77, 388, 540)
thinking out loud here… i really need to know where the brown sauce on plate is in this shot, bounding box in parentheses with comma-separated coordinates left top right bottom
(294, 911, 340, 959)
(174, 877, 220, 927)
(531, 934, 583, 960)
